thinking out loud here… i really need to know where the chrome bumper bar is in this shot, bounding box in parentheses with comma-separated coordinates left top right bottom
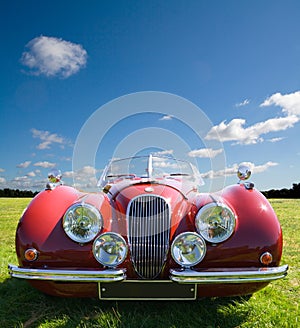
(170, 265, 288, 284)
(8, 264, 126, 282)
(8, 264, 288, 284)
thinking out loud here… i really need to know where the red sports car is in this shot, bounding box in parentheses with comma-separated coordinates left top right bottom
(8, 155, 288, 300)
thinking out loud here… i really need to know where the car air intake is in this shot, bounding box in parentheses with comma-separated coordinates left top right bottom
(127, 195, 171, 279)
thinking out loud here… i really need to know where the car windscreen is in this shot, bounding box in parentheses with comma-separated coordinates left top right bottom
(98, 156, 204, 188)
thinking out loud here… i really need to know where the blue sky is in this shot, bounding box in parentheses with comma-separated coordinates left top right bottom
(1, 0, 300, 192)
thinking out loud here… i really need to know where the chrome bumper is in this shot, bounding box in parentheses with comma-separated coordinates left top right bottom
(8, 264, 125, 282)
(170, 265, 288, 284)
(8, 264, 288, 284)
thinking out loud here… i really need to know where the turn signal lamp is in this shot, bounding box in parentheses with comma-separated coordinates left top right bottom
(260, 252, 273, 266)
(24, 248, 38, 262)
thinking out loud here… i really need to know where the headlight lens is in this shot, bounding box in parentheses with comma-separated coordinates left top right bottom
(195, 203, 236, 243)
(63, 203, 102, 243)
(93, 232, 128, 267)
(171, 232, 206, 268)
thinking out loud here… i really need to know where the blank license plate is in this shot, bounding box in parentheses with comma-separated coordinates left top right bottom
(99, 281, 196, 300)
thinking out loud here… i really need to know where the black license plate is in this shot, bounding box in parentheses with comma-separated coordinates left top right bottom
(99, 281, 196, 300)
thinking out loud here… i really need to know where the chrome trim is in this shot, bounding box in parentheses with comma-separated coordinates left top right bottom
(260, 252, 273, 265)
(46, 169, 63, 190)
(147, 153, 153, 179)
(237, 164, 251, 181)
(8, 264, 125, 282)
(171, 232, 206, 268)
(170, 265, 288, 284)
(24, 248, 39, 262)
(45, 181, 62, 190)
(93, 232, 128, 267)
(8, 264, 288, 285)
(63, 202, 103, 243)
(243, 182, 255, 190)
(127, 194, 171, 279)
(195, 202, 236, 244)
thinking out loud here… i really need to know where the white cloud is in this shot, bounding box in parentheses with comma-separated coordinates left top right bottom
(153, 161, 179, 169)
(153, 150, 174, 156)
(251, 161, 278, 173)
(60, 156, 72, 162)
(8, 176, 44, 190)
(77, 166, 98, 176)
(64, 166, 97, 180)
(260, 91, 300, 117)
(63, 170, 74, 178)
(0, 168, 5, 173)
(201, 161, 278, 179)
(188, 148, 223, 158)
(21, 36, 87, 78)
(31, 128, 70, 150)
(206, 90, 300, 145)
(159, 115, 173, 121)
(26, 171, 36, 177)
(66, 166, 98, 189)
(205, 116, 299, 145)
(12, 176, 29, 182)
(16, 161, 31, 168)
(10, 176, 32, 189)
(34, 161, 56, 169)
(267, 137, 284, 143)
(236, 99, 250, 107)
(0, 172, 47, 191)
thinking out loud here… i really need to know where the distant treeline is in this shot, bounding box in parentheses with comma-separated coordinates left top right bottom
(0, 183, 299, 198)
(261, 183, 300, 199)
(0, 188, 39, 198)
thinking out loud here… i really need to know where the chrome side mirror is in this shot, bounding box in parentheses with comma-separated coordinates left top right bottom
(237, 165, 254, 190)
(46, 169, 62, 190)
(48, 169, 62, 183)
(237, 165, 251, 181)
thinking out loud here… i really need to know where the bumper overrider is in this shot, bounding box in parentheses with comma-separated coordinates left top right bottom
(8, 264, 288, 284)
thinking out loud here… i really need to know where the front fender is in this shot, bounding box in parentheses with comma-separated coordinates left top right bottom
(220, 184, 283, 266)
(16, 186, 82, 265)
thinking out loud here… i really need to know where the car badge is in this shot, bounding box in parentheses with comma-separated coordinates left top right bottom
(144, 187, 154, 192)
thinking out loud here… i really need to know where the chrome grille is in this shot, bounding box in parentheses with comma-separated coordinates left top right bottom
(127, 195, 171, 279)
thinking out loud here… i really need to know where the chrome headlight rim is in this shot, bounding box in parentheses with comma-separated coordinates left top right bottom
(93, 232, 128, 268)
(171, 232, 207, 268)
(63, 202, 103, 243)
(195, 202, 236, 244)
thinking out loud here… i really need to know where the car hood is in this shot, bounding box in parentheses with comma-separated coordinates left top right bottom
(104, 177, 198, 200)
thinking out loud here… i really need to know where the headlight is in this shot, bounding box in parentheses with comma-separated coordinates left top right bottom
(195, 203, 236, 243)
(63, 203, 102, 243)
(171, 232, 206, 268)
(93, 233, 128, 267)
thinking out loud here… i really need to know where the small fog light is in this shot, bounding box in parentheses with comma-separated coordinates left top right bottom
(24, 248, 38, 262)
(93, 233, 128, 267)
(260, 252, 273, 266)
(171, 232, 206, 268)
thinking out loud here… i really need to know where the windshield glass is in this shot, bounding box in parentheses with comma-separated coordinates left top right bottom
(98, 155, 204, 188)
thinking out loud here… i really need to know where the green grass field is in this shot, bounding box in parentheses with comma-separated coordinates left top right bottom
(0, 198, 299, 328)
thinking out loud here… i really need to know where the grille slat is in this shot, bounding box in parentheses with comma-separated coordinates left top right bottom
(127, 195, 170, 279)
